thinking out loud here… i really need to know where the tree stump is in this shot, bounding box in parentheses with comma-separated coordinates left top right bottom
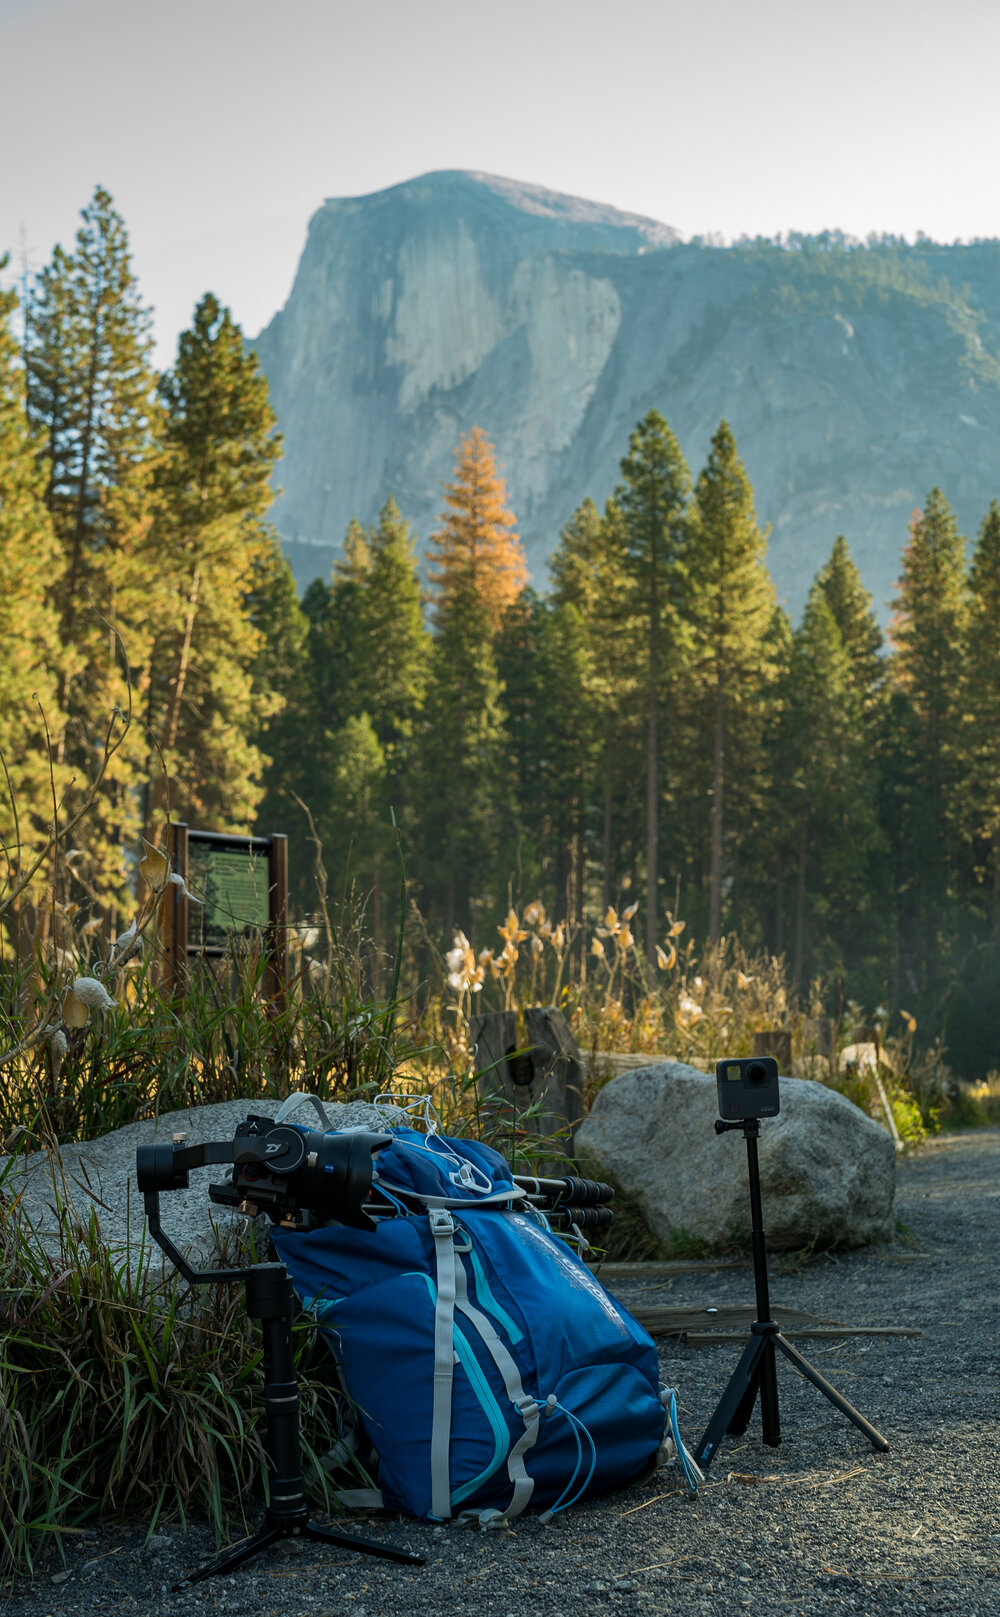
(753, 1028, 793, 1071)
(467, 1006, 585, 1166)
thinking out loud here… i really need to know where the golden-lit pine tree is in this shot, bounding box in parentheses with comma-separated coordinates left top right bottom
(144, 293, 282, 839)
(426, 427, 527, 632)
(0, 275, 66, 909)
(25, 188, 161, 918)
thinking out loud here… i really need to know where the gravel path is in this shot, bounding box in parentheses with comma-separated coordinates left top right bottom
(4, 1127, 998, 1617)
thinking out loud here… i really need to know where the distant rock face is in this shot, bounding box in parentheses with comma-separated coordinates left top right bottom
(575, 1062, 896, 1251)
(254, 170, 1000, 620)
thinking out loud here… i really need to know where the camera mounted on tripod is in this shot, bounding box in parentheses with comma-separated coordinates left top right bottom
(715, 1055, 780, 1122)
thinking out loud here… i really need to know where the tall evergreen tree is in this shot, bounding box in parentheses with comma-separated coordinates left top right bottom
(885, 490, 968, 997)
(341, 499, 430, 787)
(681, 421, 778, 944)
(419, 582, 508, 937)
(26, 187, 160, 906)
(425, 427, 527, 633)
(549, 496, 641, 922)
(420, 436, 519, 934)
(146, 292, 282, 836)
(0, 276, 65, 902)
(616, 411, 691, 960)
(959, 500, 1000, 916)
(816, 535, 884, 717)
(779, 581, 880, 990)
(250, 536, 311, 841)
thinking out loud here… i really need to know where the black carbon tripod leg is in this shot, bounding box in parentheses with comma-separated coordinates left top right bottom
(774, 1333, 889, 1452)
(173, 1523, 280, 1590)
(303, 1522, 425, 1565)
(725, 1358, 762, 1437)
(759, 1335, 781, 1448)
(694, 1330, 769, 1469)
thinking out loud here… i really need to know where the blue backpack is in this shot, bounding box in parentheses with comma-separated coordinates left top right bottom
(270, 1121, 671, 1524)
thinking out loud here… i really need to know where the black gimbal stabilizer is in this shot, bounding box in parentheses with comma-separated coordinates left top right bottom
(135, 1128, 425, 1591)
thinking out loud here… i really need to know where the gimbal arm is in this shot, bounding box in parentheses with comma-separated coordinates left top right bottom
(136, 1136, 276, 1287)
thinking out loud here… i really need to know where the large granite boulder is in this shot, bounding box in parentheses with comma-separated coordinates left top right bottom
(575, 1062, 895, 1251)
(1, 1096, 407, 1281)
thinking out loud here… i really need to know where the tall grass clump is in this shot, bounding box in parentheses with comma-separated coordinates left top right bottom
(0, 1160, 349, 1574)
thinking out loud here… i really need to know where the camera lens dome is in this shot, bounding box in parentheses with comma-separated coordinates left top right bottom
(746, 1062, 767, 1084)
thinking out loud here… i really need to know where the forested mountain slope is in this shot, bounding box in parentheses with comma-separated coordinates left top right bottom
(253, 170, 1000, 618)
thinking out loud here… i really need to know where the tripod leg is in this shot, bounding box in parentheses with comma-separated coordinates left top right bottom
(694, 1332, 769, 1469)
(774, 1333, 889, 1453)
(303, 1522, 425, 1566)
(758, 1335, 781, 1448)
(724, 1359, 762, 1437)
(174, 1523, 280, 1590)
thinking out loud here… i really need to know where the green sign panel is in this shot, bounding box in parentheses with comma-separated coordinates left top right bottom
(186, 841, 271, 952)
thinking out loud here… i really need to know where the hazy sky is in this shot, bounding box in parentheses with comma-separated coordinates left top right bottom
(3, 0, 1000, 366)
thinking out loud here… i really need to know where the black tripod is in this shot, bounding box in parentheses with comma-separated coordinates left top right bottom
(693, 1117, 890, 1472)
(174, 1263, 424, 1590)
(135, 1140, 425, 1593)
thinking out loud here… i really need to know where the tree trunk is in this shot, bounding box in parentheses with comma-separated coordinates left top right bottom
(163, 567, 201, 753)
(645, 655, 658, 963)
(775, 854, 784, 957)
(147, 567, 201, 834)
(793, 810, 808, 992)
(708, 682, 725, 945)
(602, 726, 613, 915)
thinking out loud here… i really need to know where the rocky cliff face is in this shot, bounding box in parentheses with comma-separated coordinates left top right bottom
(253, 171, 1000, 619)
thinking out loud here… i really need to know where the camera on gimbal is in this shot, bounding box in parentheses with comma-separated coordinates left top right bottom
(715, 1055, 780, 1121)
(206, 1115, 390, 1231)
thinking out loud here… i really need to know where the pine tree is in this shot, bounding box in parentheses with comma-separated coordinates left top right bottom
(426, 427, 527, 633)
(342, 499, 430, 784)
(25, 190, 161, 908)
(959, 500, 1000, 915)
(616, 411, 691, 960)
(885, 489, 968, 998)
(780, 581, 881, 989)
(495, 591, 598, 929)
(549, 496, 641, 924)
(146, 292, 282, 836)
(419, 583, 508, 937)
(816, 535, 884, 717)
(681, 421, 778, 944)
(250, 536, 311, 843)
(0, 275, 65, 904)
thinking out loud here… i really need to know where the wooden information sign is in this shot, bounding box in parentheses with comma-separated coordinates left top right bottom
(163, 822, 288, 1004)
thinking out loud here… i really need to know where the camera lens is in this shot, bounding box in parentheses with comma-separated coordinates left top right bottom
(746, 1062, 767, 1084)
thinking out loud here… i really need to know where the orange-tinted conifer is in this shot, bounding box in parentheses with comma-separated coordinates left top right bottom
(426, 427, 527, 632)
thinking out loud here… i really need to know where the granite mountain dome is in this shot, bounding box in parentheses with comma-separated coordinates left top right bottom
(252, 171, 1000, 620)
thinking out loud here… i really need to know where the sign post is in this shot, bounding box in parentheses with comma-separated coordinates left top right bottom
(163, 823, 288, 1007)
